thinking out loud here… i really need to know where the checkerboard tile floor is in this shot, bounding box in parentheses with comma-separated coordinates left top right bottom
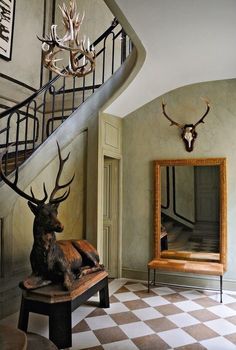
(71, 280, 236, 350)
(1, 279, 236, 349)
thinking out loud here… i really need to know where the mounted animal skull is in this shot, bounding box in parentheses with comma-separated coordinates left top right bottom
(0, 142, 104, 290)
(161, 98, 210, 152)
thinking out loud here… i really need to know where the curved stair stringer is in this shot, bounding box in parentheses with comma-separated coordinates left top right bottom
(0, 47, 139, 218)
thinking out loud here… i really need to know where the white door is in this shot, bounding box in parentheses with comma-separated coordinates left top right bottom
(103, 157, 119, 277)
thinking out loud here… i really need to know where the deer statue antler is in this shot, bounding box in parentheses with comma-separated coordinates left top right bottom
(0, 145, 48, 205)
(49, 141, 75, 205)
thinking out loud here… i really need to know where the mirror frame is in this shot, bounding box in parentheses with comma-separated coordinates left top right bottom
(154, 158, 227, 270)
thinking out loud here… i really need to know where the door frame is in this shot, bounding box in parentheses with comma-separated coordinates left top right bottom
(98, 150, 122, 278)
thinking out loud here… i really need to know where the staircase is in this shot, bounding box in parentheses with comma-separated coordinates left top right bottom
(0, 18, 132, 177)
(162, 214, 219, 253)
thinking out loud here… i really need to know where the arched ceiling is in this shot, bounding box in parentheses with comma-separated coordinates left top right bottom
(105, 0, 236, 117)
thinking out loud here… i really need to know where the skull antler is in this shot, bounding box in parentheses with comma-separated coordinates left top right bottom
(161, 98, 211, 152)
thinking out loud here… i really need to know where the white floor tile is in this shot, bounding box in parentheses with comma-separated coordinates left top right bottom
(167, 312, 200, 327)
(105, 302, 129, 314)
(204, 319, 236, 336)
(125, 283, 147, 292)
(132, 307, 163, 321)
(72, 305, 96, 326)
(175, 300, 204, 312)
(158, 328, 196, 348)
(103, 339, 139, 350)
(207, 304, 236, 318)
(71, 331, 100, 349)
(109, 279, 128, 295)
(180, 289, 205, 300)
(152, 286, 176, 295)
(200, 336, 236, 350)
(114, 292, 140, 302)
(120, 321, 154, 338)
(145, 295, 170, 307)
(85, 315, 116, 330)
(209, 293, 236, 304)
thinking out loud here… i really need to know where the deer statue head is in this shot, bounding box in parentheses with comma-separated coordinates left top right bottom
(0, 142, 74, 235)
(161, 98, 210, 152)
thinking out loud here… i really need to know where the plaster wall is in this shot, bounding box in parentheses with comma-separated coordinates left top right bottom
(0, 0, 46, 102)
(122, 79, 236, 289)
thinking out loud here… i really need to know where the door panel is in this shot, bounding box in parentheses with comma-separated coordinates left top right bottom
(103, 158, 119, 277)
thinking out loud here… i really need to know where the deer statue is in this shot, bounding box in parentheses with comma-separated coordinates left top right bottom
(0, 142, 104, 290)
(161, 98, 210, 152)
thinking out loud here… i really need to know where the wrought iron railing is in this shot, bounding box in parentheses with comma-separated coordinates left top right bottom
(0, 19, 132, 174)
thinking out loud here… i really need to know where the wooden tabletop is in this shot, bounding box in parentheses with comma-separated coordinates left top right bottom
(23, 270, 108, 303)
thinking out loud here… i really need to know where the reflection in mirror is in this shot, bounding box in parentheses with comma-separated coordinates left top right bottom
(161, 165, 220, 254)
(154, 158, 227, 267)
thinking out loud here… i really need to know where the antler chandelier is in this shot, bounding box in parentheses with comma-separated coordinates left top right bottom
(39, 0, 95, 78)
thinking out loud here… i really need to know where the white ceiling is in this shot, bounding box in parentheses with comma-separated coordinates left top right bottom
(105, 0, 236, 117)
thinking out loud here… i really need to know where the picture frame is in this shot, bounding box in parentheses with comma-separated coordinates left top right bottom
(0, 0, 16, 61)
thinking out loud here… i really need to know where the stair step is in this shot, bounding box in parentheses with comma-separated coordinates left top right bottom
(1, 149, 34, 176)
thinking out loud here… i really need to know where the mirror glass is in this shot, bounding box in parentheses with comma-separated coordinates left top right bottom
(161, 165, 219, 253)
(154, 159, 227, 266)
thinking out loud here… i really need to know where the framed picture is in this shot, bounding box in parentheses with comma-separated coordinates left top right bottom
(0, 0, 16, 61)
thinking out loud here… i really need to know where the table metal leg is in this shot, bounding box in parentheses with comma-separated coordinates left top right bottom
(220, 275, 223, 303)
(148, 268, 150, 292)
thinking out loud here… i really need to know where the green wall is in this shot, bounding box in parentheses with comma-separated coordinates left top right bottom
(122, 79, 236, 289)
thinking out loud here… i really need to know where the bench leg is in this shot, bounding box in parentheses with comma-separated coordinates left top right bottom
(153, 269, 156, 286)
(49, 302, 72, 349)
(220, 275, 223, 303)
(18, 295, 29, 332)
(99, 277, 109, 308)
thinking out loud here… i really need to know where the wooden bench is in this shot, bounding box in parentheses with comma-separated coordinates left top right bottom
(148, 259, 224, 302)
(18, 271, 109, 349)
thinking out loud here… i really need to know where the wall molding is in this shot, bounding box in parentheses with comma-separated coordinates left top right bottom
(122, 267, 236, 292)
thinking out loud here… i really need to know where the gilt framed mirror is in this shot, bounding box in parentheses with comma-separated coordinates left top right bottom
(154, 158, 227, 270)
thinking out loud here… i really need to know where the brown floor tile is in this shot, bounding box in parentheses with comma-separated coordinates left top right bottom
(110, 311, 140, 325)
(225, 315, 236, 325)
(132, 333, 169, 350)
(225, 333, 236, 345)
(175, 344, 207, 350)
(163, 293, 188, 303)
(194, 297, 219, 307)
(72, 319, 90, 333)
(109, 295, 119, 303)
(83, 347, 103, 350)
(94, 326, 128, 344)
(86, 308, 107, 317)
(134, 290, 157, 299)
(183, 323, 218, 341)
(145, 317, 177, 332)
(189, 309, 218, 322)
(115, 286, 130, 293)
(156, 304, 183, 316)
(124, 299, 150, 310)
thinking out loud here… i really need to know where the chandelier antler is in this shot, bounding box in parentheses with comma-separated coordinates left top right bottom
(38, 0, 95, 78)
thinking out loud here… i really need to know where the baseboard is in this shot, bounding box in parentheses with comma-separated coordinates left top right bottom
(122, 267, 236, 291)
